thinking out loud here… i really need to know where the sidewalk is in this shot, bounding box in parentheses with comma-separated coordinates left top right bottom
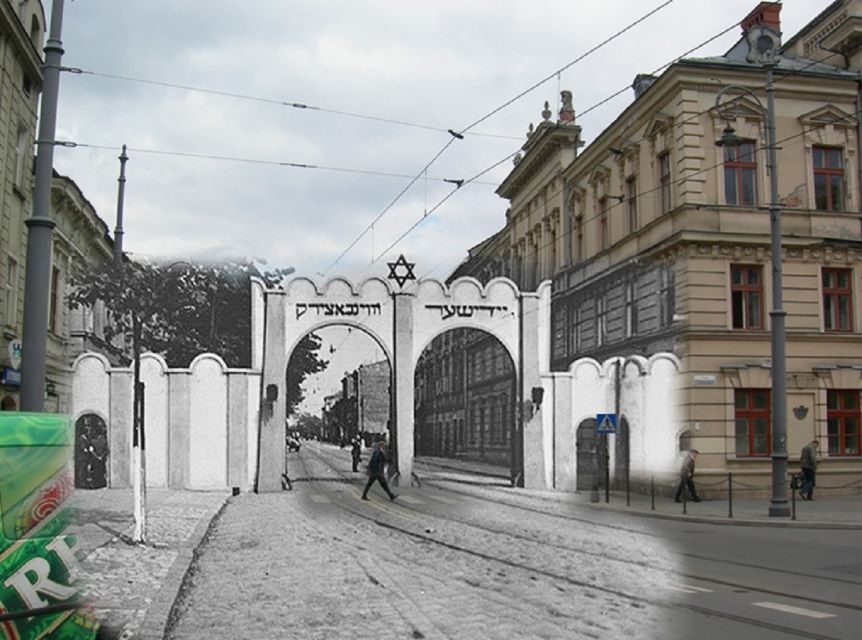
(68, 488, 229, 639)
(414, 455, 862, 529)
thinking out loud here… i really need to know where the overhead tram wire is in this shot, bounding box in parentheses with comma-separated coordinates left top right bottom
(62, 67, 521, 142)
(356, 16, 767, 274)
(60, 143, 499, 186)
(324, 0, 678, 273)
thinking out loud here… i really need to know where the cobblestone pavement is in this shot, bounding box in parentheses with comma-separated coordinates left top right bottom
(167, 448, 687, 640)
(68, 488, 228, 639)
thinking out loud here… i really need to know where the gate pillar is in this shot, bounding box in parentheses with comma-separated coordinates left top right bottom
(257, 290, 286, 492)
(392, 291, 414, 483)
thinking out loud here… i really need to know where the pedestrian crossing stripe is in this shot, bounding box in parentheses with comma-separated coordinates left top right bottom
(668, 583, 714, 594)
(752, 602, 836, 619)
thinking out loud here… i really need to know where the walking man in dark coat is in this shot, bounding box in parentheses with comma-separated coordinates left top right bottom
(674, 449, 701, 503)
(361, 438, 397, 501)
(799, 439, 819, 500)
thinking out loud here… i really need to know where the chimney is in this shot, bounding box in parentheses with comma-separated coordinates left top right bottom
(632, 74, 658, 99)
(741, 2, 781, 36)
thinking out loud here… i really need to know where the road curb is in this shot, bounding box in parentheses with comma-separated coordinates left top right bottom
(583, 501, 862, 530)
(135, 495, 232, 640)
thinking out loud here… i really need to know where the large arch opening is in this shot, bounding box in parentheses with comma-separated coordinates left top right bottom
(413, 327, 517, 475)
(74, 413, 109, 489)
(285, 324, 392, 462)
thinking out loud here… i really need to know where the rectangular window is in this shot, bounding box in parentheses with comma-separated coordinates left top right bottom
(49, 267, 60, 333)
(724, 142, 757, 206)
(625, 281, 638, 338)
(730, 265, 763, 329)
(822, 268, 853, 332)
(659, 152, 671, 212)
(598, 197, 609, 250)
(14, 127, 28, 188)
(659, 266, 675, 327)
(734, 389, 771, 456)
(813, 146, 844, 211)
(4, 257, 18, 327)
(575, 215, 584, 262)
(596, 297, 606, 347)
(568, 304, 579, 354)
(827, 390, 860, 456)
(626, 176, 638, 233)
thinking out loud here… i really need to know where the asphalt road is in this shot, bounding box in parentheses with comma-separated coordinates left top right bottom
(166, 442, 862, 639)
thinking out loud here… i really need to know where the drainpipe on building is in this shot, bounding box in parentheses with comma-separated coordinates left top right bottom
(856, 77, 862, 215)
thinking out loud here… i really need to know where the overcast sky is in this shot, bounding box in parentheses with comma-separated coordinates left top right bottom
(51, 1, 825, 283)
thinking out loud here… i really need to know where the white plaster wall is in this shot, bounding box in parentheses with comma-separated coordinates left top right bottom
(642, 354, 683, 475)
(140, 354, 169, 488)
(188, 355, 228, 488)
(250, 277, 265, 370)
(71, 353, 110, 421)
(247, 373, 261, 488)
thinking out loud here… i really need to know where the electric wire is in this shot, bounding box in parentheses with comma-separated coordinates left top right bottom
(62, 67, 522, 142)
(323, 0, 679, 273)
(62, 142, 499, 186)
(375, 50, 854, 277)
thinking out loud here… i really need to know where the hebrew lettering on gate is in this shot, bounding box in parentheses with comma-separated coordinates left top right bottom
(425, 304, 509, 319)
(294, 302, 382, 320)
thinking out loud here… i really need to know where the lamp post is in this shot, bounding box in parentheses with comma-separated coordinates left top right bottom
(20, 0, 66, 411)
(715, 54, 790, 517)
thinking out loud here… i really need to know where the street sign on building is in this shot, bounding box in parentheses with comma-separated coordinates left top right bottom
(595, 413, 617, 434)
(8, 340, 22, 369)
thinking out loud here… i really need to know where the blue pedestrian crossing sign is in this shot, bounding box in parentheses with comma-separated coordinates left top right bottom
(595, 413, 617, 434)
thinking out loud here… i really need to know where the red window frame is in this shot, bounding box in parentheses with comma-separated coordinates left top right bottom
(827, 390, 860, 456)
(724, 142, 757, 206)
(813, 146, 844, 211)
(822, 268, 853, 332)
(734, 389, 771, 457)
(730, 264, 764, 329)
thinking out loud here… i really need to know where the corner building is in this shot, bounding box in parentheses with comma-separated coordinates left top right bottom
(462, 2, 862, 494)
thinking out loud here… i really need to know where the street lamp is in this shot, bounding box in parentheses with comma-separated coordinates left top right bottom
(714, 31, 790, 517)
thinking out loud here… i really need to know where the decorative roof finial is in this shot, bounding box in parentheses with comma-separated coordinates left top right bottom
(526, 122, 534, 139)
(541, 100, 552, 122)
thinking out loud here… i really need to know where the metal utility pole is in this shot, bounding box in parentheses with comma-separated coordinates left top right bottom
(20, 0, 65, 411)
(114, 145, 128, 264)
(764, 62, 790, 518)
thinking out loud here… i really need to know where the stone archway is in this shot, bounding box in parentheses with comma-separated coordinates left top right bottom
(75, 413, 109, 489)
(255, 274, 540, 491)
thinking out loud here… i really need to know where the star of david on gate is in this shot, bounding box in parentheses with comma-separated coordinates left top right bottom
(387, 254, 416, 288)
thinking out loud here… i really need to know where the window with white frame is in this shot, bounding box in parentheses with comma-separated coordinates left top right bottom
(4, 257, 19, 327)
(14, 126, 29, 189)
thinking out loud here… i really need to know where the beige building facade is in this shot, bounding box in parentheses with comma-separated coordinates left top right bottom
(469, 1, 861, 495)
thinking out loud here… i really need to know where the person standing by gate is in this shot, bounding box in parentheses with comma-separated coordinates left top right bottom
(674, 449, 701, 503)
(799, 439, 819, 500)
(361, 438, 397, 501)
(350, 436, 362, 472)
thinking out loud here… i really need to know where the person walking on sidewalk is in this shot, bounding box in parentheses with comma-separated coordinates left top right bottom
(674, 449, 701, 503)
(799, 439, 819, 501)
(350, 436, 362, 472)
(361, 438, 397, 501)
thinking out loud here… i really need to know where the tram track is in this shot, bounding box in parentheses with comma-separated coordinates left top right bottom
(290, 444, 859, 639)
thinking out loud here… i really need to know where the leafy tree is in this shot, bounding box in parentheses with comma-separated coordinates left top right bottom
(67, 257, 326, 541)
(286, 332, 328, 415)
